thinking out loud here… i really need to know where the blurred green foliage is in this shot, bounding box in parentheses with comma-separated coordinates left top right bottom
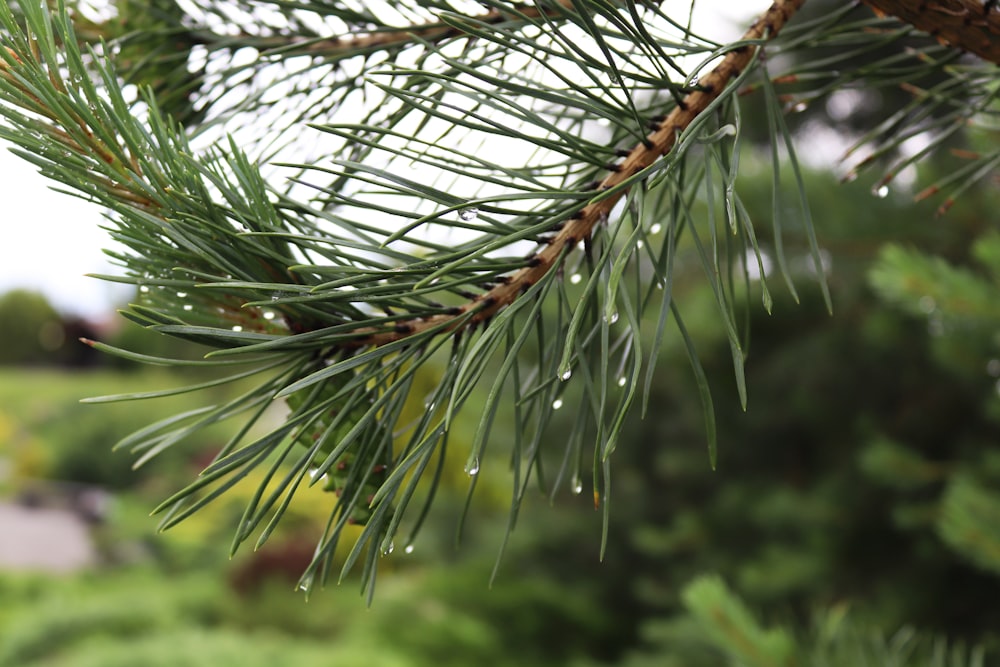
(0, 369, 254, 488)
(2, 162, 999, 665)
(0, 289, 66, 365)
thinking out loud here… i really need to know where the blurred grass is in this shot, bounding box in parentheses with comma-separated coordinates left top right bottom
(0, 367, 264, 489)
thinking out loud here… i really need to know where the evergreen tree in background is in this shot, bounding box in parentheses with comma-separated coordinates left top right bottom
(0, 289, 67, 364)
(0, 0, 998, 642)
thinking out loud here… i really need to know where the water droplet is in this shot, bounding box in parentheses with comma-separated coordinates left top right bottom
(560, 368, 572, 381)
(650, 223, 662, 235)
(792, 101, 808, 113)
(465, 458, 480, 476)
(571, 475, 583, 495)
(404, 544, 415, 554)
(874, 185, 889, 198)
(458, 207, 479, 221)
(617, 376, 626, 387)
(176, 291, 187, 298)
(232, 325, 243, 332)
(605, 311, 619, 324)
(139, 285, 150, 293)
(183, 304, 193, 311)
(383, 541, 395, 555)
(270, 292, 282, 301)
(636, 240, 644, 249)
(570, 273, 582, 285)
(263, 310, 276, 320)
(552, 398, 564, 410)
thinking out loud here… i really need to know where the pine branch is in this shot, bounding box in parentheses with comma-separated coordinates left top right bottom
(346, 0, 807, 349)
(0, 0, 818, 593)
(8, 0, 994, 596)
(239, 1, 578, 58)
(860, 0, 1000, 65)
(1, 26, 322, 352)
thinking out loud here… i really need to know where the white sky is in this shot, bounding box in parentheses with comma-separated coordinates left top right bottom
(0, 146, 133, 318)
(0, 1, 766, 319)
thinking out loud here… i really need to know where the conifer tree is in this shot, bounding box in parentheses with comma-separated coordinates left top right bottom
(0, 0, 997, 597)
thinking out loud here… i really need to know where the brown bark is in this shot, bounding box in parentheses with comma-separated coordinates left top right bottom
(860, 0, 1000, 65)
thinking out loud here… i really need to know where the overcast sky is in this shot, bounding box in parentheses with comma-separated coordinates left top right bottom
(0, 146, 132, 318)
(0, 1, 767, 320)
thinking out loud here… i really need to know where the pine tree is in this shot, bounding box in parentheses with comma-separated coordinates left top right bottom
(0, 0, 997, 597)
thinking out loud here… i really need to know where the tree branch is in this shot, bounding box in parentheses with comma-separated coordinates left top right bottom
(859, 0, 1000, 65)
(342, 0, 808, 349)
(226, 1, 576, 58)
(3, 0, 809, 351)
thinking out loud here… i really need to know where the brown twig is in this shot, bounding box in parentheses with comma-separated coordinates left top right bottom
(239, 1, 575, 58)
(342, 0, 808, 349)
(859, 0, 1000, 65)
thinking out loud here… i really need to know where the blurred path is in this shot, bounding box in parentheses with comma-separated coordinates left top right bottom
(0, 502, 97, 572)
